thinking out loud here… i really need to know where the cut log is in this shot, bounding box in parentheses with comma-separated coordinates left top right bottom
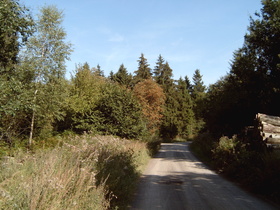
(262, 122, 280, 134)
(257, 113, 280, 127)
(266, 138, 280, 144)
(261, 132, 280, 139)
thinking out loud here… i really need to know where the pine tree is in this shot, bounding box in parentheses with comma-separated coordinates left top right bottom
(191, 69, 206, 134)
(93, 64, 104, 77)
(192, 69, 206, 100)
(156, 61, 179, 139)
(184, 75, 192, 93)
(176, 77, 194, 138)
(153, 54, 165, 83)
(133, 53, 152, 84)
(112, 64, 133, 88)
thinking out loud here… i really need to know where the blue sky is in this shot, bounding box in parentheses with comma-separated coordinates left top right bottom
(22, 0, 262, 85)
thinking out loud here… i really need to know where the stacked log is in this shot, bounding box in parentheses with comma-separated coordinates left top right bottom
(256, 113, 280, 147)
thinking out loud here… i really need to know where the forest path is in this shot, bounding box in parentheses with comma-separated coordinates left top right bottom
(129, 142, 277, 210)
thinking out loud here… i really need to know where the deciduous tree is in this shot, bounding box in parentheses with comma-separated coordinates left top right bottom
(22, 5, 72, 144)
(133, 79, 165, 134)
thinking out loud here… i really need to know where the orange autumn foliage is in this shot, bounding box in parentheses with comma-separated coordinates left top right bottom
(133, 79, 166, 133)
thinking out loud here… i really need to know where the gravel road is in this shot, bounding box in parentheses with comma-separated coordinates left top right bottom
(129, 142, 278, 210)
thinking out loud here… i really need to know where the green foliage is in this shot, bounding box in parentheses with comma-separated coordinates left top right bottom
(19, 5, 72, 141)
(96, 83, 147, 139)
(95, 146, 138, 208)
(0, 0, 34, 72)
(110, 63, 133, 88)
(146, 139, 162, 156)
(0, 135, 150, 209)
(191, 133, 280, 203)
(176, 77, 195, 138)
(203, 0, 280, 136)
(133, 53, 152, 84)
(64, 63, 105, 133)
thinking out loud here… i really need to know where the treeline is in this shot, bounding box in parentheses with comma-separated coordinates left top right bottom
(202, 0, 280, 137)
(191, 0, 280, 202)
(0, 0, 206, 150)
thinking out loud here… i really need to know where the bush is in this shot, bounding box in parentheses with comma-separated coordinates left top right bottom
(0, 134, 150, 209)
(146, 139, 162, 156)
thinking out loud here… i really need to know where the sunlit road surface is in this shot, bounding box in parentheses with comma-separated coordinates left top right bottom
(129, 142, 278, 210)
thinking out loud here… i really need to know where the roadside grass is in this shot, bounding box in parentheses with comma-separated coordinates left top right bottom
(0, 134, 151, 209)
(190, 133, 280, 205)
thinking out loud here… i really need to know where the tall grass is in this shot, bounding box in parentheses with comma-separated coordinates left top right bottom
(0, 134, 150, 209)
(191, 133, 280, 204)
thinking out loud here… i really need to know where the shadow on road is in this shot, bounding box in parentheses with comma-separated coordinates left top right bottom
(128, 142, 278, 210)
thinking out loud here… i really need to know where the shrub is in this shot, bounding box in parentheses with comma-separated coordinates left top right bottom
(0, 135, 150, 209)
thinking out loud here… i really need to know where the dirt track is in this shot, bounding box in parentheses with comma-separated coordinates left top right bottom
(129, 142, 277, 210)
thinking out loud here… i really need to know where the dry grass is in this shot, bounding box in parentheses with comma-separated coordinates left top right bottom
(0, 134, 150, 209)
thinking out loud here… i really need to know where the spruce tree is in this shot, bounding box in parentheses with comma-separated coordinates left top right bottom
(113, 64, 133, 88)
(191, 69, 206, 134)
(133, 53, 152, 84)
(153, 54, 165, 83)
(176, 77, 194, 138)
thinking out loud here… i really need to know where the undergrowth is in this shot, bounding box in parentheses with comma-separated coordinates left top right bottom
(190, 133, 280, 205)
(0, 134, 150, 209)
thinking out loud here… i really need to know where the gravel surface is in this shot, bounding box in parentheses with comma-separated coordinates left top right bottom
(129, 142, 278, 210)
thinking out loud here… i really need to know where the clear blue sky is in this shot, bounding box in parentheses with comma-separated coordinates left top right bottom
(22, 0, 262, 85)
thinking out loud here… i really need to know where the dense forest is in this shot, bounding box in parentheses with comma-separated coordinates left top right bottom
(1, 0, 280, 207)
(0, 0, 208, 149)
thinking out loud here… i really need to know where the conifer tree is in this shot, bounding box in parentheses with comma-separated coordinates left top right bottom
(153, 54, 165, 83)
(93, 64, 104, 77)
(176, 77, 194, 138)
(192, 69, 206, 100)
(157, 62, 179, 139)
(112, 64, 133, 88)
(133, 53, 152, 84)
(184, 75, 192, 93)
(191, 69, 206, 134)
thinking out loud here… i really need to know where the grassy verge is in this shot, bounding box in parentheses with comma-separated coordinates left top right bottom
(190, 133, 280, 205)
(0, 134, 151, 209)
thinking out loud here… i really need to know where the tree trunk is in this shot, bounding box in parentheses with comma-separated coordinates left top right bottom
(29, 89, 38, 146)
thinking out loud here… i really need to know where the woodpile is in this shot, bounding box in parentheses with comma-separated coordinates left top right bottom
(256, 113, 280, 148)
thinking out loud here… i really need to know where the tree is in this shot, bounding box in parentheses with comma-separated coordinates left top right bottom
(22, 5, 72, 144)
(156, 62, 179, 139)
(191, 69, 206, 134)
(0, 0, 34, 73)
(184, 75, 192, 93)
(96, 83, 147, 139)
(133, 53, 152, 84)
(176, 77, 195, 138)
(63, 63, 105, 133)
(153, 54, 165, 83)
(0, 0, 34, 145)
(133, 79, 165, 134)
(191, 69, 206, 100)
(111, 64, 132, 88)
(203, 0, 280, 136)
(93, 64, 104, 77)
